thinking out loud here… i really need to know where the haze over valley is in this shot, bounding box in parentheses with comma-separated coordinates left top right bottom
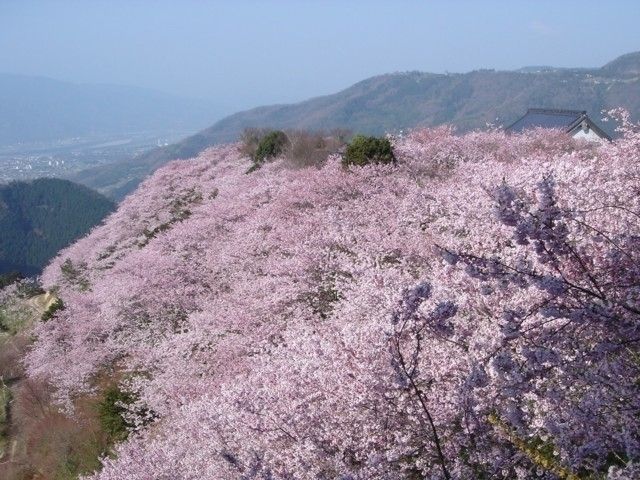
(1, 2, 640, 479)
(0, 73, 225, 184)
(2, 51, 639, 201)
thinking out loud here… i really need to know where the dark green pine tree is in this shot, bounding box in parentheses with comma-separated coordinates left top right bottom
(0, 178, 114, 276)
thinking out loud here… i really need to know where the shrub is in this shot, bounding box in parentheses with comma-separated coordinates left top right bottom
(5, 378, 110, 480)
(242, 128, 350, 170)
(342, 134, 395, 167)
(241, 129, 290, 173)
(239, 128, 271, 159)
(240, 128, 289, 163)
(0, 334, 30, 381)
(41, 297, 64, 322)
(284, 130, 349, 169)
(0, 294, 33, 335)
(0, 271, 23, 289)
(254, 130, 289, 163)
(16, 279, 45, 299)
(97, 386, 134, 441)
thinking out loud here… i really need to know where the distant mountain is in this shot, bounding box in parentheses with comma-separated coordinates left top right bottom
(0, 74, 223, 146)
(601, 51, 640, 77)
(0, 178, 114, 276)
(72, 51, 640, 200)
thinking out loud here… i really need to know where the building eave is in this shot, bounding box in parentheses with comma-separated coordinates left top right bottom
(567, 117, 612, 141)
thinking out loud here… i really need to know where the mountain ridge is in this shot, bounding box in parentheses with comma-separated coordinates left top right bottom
(70, 51, 640, 200)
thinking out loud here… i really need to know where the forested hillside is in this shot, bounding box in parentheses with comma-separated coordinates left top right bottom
(73, 51, 640, 200)
(0, 178, 114, 276)
(16, 112, 640, 479)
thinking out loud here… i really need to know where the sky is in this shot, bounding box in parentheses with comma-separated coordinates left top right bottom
(1, 0, 639, 115)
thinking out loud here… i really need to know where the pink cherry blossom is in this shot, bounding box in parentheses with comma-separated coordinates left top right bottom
(22, 118, 640, 479)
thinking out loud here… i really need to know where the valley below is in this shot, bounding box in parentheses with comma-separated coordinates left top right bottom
(1, 38, 639, 479)
(0, 129, 194, 184)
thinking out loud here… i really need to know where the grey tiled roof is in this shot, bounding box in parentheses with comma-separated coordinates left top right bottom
(506, 108, 586, 132)
(505, 108, 611, 140)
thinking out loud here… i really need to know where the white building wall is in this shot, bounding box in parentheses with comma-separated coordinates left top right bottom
(571, 127, 606, 142)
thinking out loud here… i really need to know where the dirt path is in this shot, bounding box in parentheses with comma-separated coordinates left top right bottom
(26, 292, 57, 317)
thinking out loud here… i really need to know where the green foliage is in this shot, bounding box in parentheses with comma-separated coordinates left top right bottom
(342, 135, 396, 167)
(243, 129, 290, 172)
(97, 386, 134, 441)
(0, 271, 23, 289)
(41, 298, 65, 322)
(243, 129, 351, 172)
(254, 130, 289, 163)
(97, 384, 157, 445)
(54, 445, 104, 480)
(239, 128, 269, 159)
(62, 52, 635, 200)
(15, 279, 45, 299)
(0, 178, 114, 277)
(0, 295, 33, 335)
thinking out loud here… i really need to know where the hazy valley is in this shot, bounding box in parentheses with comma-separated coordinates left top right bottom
(1, 5, 639, 477)
(65, 51, 640, 200)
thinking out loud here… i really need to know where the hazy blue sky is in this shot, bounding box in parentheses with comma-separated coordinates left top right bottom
(1, 0, 639, 114)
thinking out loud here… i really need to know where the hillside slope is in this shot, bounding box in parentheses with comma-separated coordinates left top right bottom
(0, 178, 114, 276)
(73, 51, 640, 200)
(29, 122, 640, 478)
(0, 74, 222, 145)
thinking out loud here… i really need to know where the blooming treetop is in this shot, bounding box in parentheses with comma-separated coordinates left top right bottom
(26, 119, 640, 479)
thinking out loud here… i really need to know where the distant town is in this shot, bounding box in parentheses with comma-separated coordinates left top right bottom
(0, 130, 191, 183)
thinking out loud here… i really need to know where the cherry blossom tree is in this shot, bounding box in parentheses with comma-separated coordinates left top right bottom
(22, 118, 640, 479)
